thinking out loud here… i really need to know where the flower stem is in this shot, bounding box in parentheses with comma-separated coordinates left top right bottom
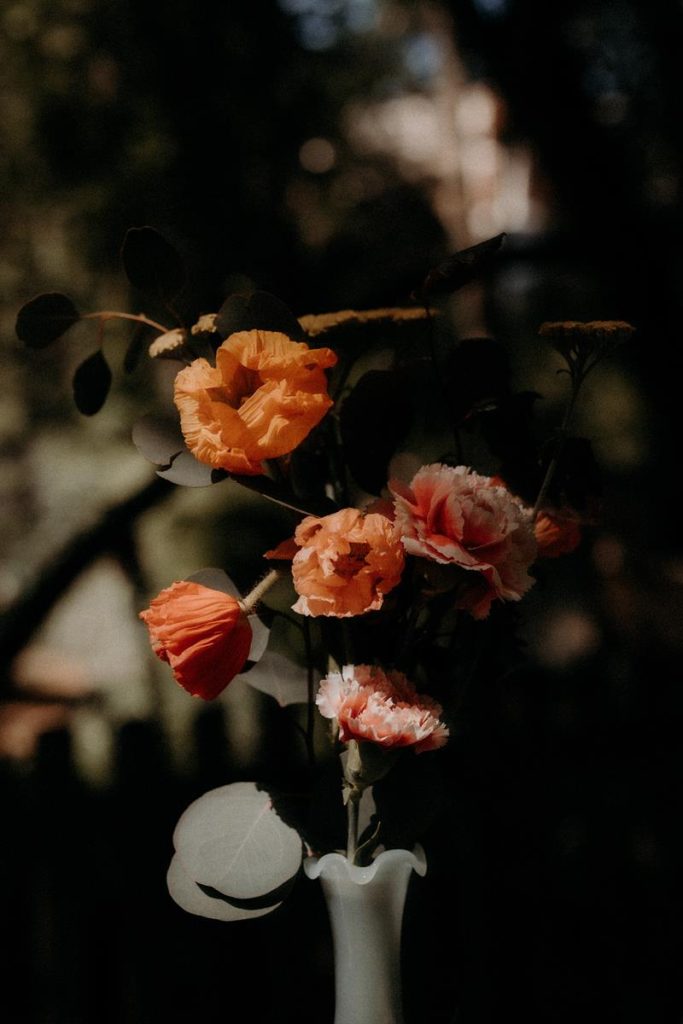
(82, 311, 170, 334)
(346, 790, 360, 863)
(303, 618, 316, 769)
(532, 381, 580, 519)
(241, 569, 282, 613)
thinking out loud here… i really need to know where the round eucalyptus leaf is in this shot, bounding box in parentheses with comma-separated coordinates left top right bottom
(132, 414, 185, 466)
(121, 226, 185, 302)
(73, 350, 112, 416)
(173, 782, 303, 899)
(239, 649, 310, 707)
(156, 450, 227, 487)
(167, 854, 281, 921)
(215, 291, 305, 341)
(16, 292, 80, 348)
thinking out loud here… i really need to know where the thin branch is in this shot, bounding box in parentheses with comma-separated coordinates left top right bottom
(0, 477, 173, 690)
(532, 383, 579, 518)
(82, 311, 169, 334)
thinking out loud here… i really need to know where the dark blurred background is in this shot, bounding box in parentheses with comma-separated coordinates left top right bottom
(1, 0, 683, 1021)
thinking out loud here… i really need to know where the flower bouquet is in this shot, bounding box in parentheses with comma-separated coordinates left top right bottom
(17, 227, 633, 1022)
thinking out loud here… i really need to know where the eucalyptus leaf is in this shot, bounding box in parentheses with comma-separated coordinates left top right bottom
(372, 752, 446, 850)
(167, 854, 281, 921)
(418, 233, 506, 299)
(479, 392, 542, 502)
(442, 337, 510, 426)
(340, 369, 412, 495)
(16, 292, 80, 348)
(16, 290, 80, 350)
(196, 870, 297, 910)
(173, 782, 303, 899)
(186, 567, 242, 596)
(121, 226, 185, 302)
(239, 649, 311, 706)
(132, 414, 185, 466)
(215, 291, 306, 341)
(156, 450, 228, 487)
(72, 350, 112, 416)
(229, 471, 336, 517)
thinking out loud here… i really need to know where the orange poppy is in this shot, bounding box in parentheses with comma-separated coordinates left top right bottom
(283, 508, 405, 617)
(140, 581, 253, 699)
(174, 329, 337, 475)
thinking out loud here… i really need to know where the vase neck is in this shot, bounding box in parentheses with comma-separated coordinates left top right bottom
(306, 847, 426, 1024)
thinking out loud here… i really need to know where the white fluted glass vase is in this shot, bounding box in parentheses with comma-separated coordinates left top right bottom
(305, 846, 427, 1024)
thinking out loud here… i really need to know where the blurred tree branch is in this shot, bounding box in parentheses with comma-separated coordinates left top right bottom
(0, 476, 173, 700)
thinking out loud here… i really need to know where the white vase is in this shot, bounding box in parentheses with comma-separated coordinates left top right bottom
(304, 845, 427, 1024)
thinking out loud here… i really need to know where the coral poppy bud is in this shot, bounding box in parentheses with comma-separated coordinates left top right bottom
(139, 581, 253, 699)
(534, 511, 582, 558)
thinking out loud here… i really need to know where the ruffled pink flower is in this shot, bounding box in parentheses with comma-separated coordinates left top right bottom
(391, 464, 536, 619)
(316, 664, 449, 753)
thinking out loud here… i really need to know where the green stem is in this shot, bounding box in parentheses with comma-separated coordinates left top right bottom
(532, 379, 580, 518)
(346, 790, 360, 863)
(340, 621, 354, 666)
(303, 618, 316, 769)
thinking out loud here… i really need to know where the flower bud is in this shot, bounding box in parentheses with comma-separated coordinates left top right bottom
(140, 581, 253, 699)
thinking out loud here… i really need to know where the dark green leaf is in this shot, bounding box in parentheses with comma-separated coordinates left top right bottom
(121, 226, 185, 302)
(479, 391, 542, 503)
(72, 350, 112, 415)
(372, 752, 446, 850)
(443, 337, 510, 425)
(418, 233, 506, 299)
(545, 436, 602, 513)
(16, 292, 80, 348)
(340, 369, 413, 494)
(288, 441, 330, 505)
(215, 291, 305, 341)
(229, 472, 337, 517)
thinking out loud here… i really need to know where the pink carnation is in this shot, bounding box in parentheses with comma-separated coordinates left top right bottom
(391, 464, 537, 619)
(316, 664, 449, 754)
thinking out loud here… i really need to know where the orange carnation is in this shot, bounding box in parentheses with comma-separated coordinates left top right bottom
(174, 330, 337, 475)
(534, 511, 582, 558)
(139, 581, 253, 699)
(287, 508, 405, 617)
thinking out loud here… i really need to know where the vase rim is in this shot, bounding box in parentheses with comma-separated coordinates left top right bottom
(303, 843, 427, 884)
